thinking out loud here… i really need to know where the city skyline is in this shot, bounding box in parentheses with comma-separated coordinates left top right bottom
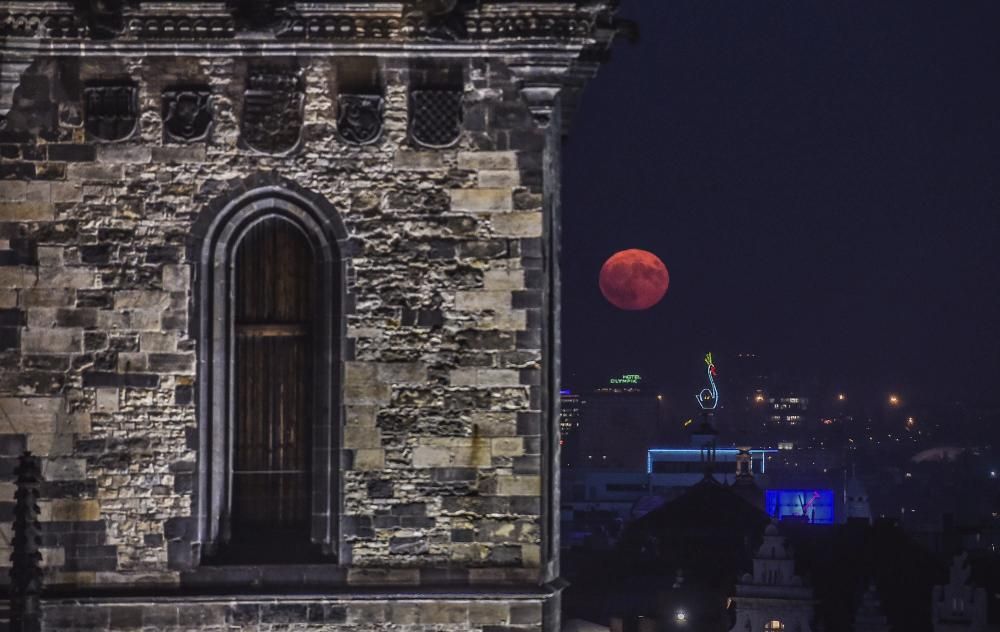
(561, 0, 1000, 405)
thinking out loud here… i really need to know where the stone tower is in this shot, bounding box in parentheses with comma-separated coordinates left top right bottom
(844, 470, 872, 524)
(932, 553, 988, 632)
(729, 522, 816, 632)
(0, 1, 626, 630)
(853, 583, 890, 632)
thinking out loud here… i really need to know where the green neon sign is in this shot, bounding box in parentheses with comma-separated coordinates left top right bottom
(609, 373, 641, 385)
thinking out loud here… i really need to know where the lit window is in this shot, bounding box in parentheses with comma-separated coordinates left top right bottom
(765, 621, 784, 631)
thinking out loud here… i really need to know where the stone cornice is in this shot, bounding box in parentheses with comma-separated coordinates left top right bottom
(1, 1, 621, 48)
(0, 1, 628, 132)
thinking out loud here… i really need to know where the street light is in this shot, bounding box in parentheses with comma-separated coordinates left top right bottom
(837, 393, 846, 402)
(888, 394, 900, 406)
(675, 610, 688, 623)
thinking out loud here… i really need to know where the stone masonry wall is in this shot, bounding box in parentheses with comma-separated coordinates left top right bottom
(0, 50, 553, 610)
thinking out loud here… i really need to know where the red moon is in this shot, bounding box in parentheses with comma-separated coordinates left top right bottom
(599, 249, 670, 311)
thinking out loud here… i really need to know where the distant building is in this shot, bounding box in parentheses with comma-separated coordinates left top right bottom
(729, 522, 816, 632)
(560, 389, 587, 468)
(845, 472, 873, 523)
(577, 373, 663, 470)
(727, 352, 772, 439)
(768, 394, 810, 429)
(853, 584, 890, 632)
(647, 414, 775, 502)
(932, 553, 988, 632)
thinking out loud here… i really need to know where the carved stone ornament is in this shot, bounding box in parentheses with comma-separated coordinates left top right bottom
(75, 0, 125, 39)
(83, 82, 138, 142)
(162, 87, 212, 143)
(409, 89, 463, 148)
(337, 94, 384, 145)
(241, 68, 304, 154)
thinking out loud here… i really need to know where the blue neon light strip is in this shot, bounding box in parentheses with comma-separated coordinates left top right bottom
(646, 448, 778, 474)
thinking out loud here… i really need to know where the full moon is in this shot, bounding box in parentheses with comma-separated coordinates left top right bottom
(599, 249, 670, 311)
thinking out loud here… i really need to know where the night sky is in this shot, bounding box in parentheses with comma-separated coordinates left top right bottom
(560, 1, 1000, 406)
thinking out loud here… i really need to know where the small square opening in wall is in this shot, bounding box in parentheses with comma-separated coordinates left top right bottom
(336, 57, 384, 146)
(83, 81, 138, 142)
(408, 62, 464, 149)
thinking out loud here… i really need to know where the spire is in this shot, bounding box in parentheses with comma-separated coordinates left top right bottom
(932, 552, 987, 630)
(853, 583, 889, 632)
(9, 452, 43, 632)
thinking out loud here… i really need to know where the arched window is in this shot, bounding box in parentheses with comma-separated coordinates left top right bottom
(193, 184, 346, 565)
(229, 218, 314, 555)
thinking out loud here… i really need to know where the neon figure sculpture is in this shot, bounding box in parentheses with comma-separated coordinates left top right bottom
(696, 352, 719, 410)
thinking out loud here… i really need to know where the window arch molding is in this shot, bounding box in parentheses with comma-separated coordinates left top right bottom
(190, 178, 350, 562)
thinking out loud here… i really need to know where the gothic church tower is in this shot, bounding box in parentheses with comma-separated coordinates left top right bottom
(0, 1, 626, 629)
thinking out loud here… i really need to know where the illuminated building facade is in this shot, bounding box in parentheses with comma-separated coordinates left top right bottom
(768, 394, 810, 436)
(559, 390, 587, 468)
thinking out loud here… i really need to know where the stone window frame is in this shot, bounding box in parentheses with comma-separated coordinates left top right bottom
(191, 179, 350, 564)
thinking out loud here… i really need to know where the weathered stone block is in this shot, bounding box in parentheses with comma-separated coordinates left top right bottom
(116, 352, 147, 372)
(455, 290, 511, 311)
(395, 150, 448, 170)
(161, 264, 189, 292)
(458, 151, 518, 170)
(139, 332, 177, 352)
(491, 437, 525, 458)
(151, 145, 207, 163)
(95, 388, 119, 412)
(376, 362, 427, 384)
(21, 328, 83, 353)
(39, 498, 101, 522)
(493, 475, 541, 496)
(114, 290, 171, 310)
(50, 182, 84, 202)
(471, 412, 518, 436)
(96, 145, 152, 163)
(0, 266, 32, 288)
(0, 181, 29, 201)
(346, 405, 378, 427)
(468, 603, 510, 625)
(36, 268, 98, 289)
(419, 602, 469, 625)
(480, 309, 528, 331)
(344, 425, 382, 449)
(345, 362, 391, 404)
(483, 269, 526, 290)
(490, 212, 543, 238)
(66, 163, 124, 181)
(412, 437, 491, 468)
(0, 202, 55, 220)
(450, 368, 521, 386)
(37, 246, 64, 266)
(450, 188, 514, 212)
(478, 170, 522, 188)
(21, 288, 75, 306)
(353, 449, 386, 471)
